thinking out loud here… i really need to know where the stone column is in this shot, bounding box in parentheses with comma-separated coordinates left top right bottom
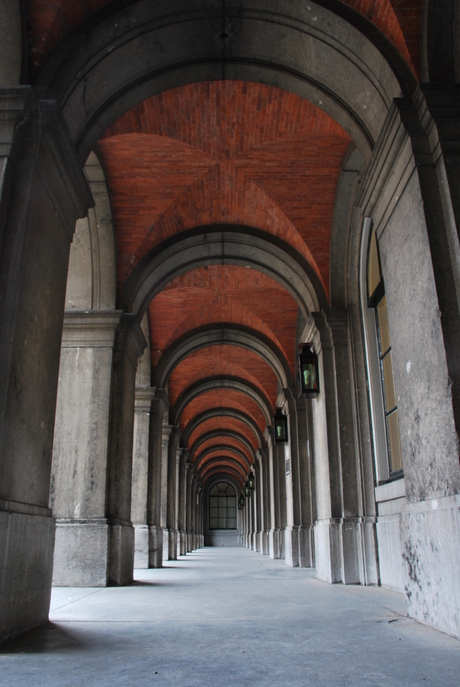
(260, 447, 271, 555)
(254, 461, 262, 552)
(161, 425, 172, 561)
(177, 450, 188, 556)
(106, 315, 146, 585)
(0, 89, 92, 642)
(294, 396, 315, 567)
(131, 387, 154, 569)
(146, 389, 168, 567)
(309, 311, 363, 582)
(185, 465, 193, 552)
(276, 441, 287, 560)
(51, 311, 122, 585)
(268, 431, 279, 558)
(166, 427, 180, 560)
(283, 390, 302, 567)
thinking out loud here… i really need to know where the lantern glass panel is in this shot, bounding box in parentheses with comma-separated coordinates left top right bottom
(274, 409, 288, 443)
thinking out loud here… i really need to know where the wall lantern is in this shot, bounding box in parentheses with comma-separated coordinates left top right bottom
(274, 408, 288, 443)
(245, 482, 251, 497)
(248, 472, 255, 490)
(238, 495, 244, 509)
(298, 344, 320, 398)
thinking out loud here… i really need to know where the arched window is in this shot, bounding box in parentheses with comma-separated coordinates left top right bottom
(209, 482, 237, 530)
(367, 227, 403, 480)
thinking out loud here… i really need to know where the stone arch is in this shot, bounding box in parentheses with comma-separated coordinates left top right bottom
(65, 150, 116, 311)
(183, 408, 265, 449)
(122, 226, 325, 322)
(171, 376, 273, 427)
(199, 456, 248, 483)
(34, 0, 414, 162)
(202, 466, 245, 490)
(189, 430, 256, 464)
(195, 445, 252, 473)
(153, 324, 293, 390)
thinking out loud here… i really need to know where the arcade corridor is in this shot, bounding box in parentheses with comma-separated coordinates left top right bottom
(1, 548, 459, 687)
(1, 0, 460, 652)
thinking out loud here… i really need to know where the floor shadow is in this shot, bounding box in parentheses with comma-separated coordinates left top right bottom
(0, 622, 87, 654)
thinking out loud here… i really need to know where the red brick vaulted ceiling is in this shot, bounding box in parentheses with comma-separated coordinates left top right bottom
(186, 416, 259, 453)
(148, 266, 298, 373)
(179, 389, 266, 435)
(28, 1, 421, 76)
(99, 81, 352, 296)
(194, 436, 254, 467)
(168, 345, 278, 410)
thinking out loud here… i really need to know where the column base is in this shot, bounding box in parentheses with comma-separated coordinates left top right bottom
(148, 525, 163, 568)
(0, 509, 55, 643)
(162, 528, 169, 561)
(261, 531, 269, 555)
(269, 528, 281, 558)
(314, 518, 367, 584)
(133, 524, 149, 569)
(107, 521, 134, 585)
(178, 530, 187, 555)
(400, 494, 460, 638)
(53, 519, 109, 586)
(285, 526, 300, 567)
(298, 525, 314, 568)
(168, 529, 177, 560)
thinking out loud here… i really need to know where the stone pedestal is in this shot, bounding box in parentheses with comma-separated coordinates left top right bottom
(134, 524, 149, 569)
(0, 509, 55, 642)
(149, 525, 163, 568)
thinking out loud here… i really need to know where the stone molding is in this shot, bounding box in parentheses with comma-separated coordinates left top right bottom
(61, 310, 123, 347)
(0, 497, 52, 519)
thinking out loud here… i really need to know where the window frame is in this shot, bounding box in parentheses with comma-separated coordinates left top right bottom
(361, 219, 403, 484)
(208, 481, 237, 530)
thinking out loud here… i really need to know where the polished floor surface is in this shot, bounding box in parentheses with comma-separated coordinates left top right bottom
(1, 547, 459, 686)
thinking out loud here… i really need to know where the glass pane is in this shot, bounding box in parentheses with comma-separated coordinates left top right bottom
(377, 296, 391, 355)
(218, 518, 226, 528)
(210, 507, 218, 518)
(302, 362, 317, 391)
(210, 497, 218, 508)
(210, 518, 219, 529)
(219, 496, 227, 508)
(227, 508, 236, 518)
(228, 497, 236, 507)
(382, 352, 397, 412)
(210, 485, 219, 496)
(368, 230, 382, 299)
(228, 519, 236, 529)
(387, 410, 403, 473)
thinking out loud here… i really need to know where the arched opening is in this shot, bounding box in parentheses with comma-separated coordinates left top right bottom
(1, 0, 459, 650)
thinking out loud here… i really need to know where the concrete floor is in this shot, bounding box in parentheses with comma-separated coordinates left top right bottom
(0, 548, 459, 687)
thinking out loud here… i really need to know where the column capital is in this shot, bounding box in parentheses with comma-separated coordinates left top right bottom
(61, 310, 123, 348)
